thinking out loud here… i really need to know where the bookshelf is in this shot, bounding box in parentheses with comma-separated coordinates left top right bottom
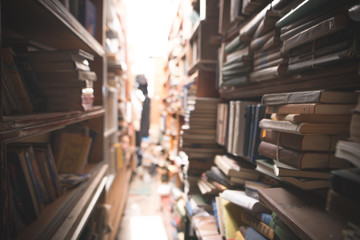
(0, 0, 131, 239)
(165, 0, 360, 239)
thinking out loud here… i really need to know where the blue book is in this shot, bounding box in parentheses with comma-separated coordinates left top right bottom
(245, 227, 267, 240)
(250, 104, 266, 163)
(243, 104, 254, 157)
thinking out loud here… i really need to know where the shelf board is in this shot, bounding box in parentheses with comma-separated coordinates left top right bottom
(0, 106, 105, 142)
(16, 163, 108, 240)
(3, 0, 104, 56)
(188, 59, 217, 76)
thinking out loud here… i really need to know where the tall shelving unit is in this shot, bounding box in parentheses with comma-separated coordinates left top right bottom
(0, 0, 132, 239)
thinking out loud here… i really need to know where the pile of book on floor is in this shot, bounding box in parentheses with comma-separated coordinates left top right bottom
(29, 49, 97, 112)
(180, 97, 224, 176)
(257, 89, 356, 190)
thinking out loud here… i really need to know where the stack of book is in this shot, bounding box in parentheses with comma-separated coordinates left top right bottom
(278, 0, 360, 82)
(327, 91, 360, 227)
(257, 89, 356, 190)
(29, 49, 97, 112)
(181, 97, 224, 175)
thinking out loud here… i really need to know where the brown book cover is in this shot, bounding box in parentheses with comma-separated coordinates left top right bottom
(266, 103, 355, 115)
(273, 113, 351, 123)
(258, 187, 348, 240)
(259, 118, 350, 135)
(260, 128, 347, 151)
(261, 90, 357, 105)
(258, 141, 351, 169)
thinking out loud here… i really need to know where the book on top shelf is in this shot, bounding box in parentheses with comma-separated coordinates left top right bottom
(273, 160, 331, 179)
(335, 140, 360, 168)
(272, 113, 351, 123)
(214, 155, 259, 180)
(29, 49, 94, 62)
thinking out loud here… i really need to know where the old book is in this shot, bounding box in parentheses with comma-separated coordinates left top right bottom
(260, 128, 347, 151)
(258, 141, 350, 169)
(258, 187, 348, 240)
(282, 15, 350, 53)
(227, 101, 236, 153)
(249, 65, 287, 82)
(221, 190, 270, 214)
(259, 118, 350, 135)
(249, 104, 267, 163)
(273, 160, 331, 179)
(266, 103, 355, 115)
(240, 211, 275, 240)
(214, 155, 258, 180)
(330, 168, 360, 201)
(335, 140, 360, 168)
(56, 132, 92, 174)
(326, 189, 360, 224)
(29, 49, 94, 62)
(261, 90, 357, 105)
(36, 70, 97, 82)
(31, 60, 91, 72)
(7, 148, 40, 223)
(255, 159, 278, 180)
(273, 113, 351, 123)
(350, 111, 360, 140)
(219, 196, 245, 240)
(269, 211, 299, 240)
(2, 47, 34, 113)
(225, 46, 251, 62)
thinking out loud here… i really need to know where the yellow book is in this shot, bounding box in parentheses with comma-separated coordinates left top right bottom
(56, 132, 92, 174)
(220, 195, 245, 240)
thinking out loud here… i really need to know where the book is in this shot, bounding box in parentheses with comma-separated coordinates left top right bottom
(2, 47, 34, 113)
(330, 168, 360, 201)
(227, 101, 236, 153)
(205, 166, 233, 188)
(55, 132, 92, 174)
(214, 155, 258, 178)
(265, 103, 355, 115)
(255, 159, 278, 179)
(219, 196, 245, 240)
(325, 189, 360, 224)
(232, 101, 254, 156)
(35, 70, 97, 82)
(244, 227, 267, 240)
(7, 149, 40, 224)
(249, 104, 267, 163)
(78, 0, 97, 37)
(258, 187, 348, 240)
(31, 60, 91, 72)
(240, 211, 275, 239)
(221, 190, 270, 214)
(261, 90, 357, 105)
(29, 49, 94, 62)
(269, 212, 299, 240)
(244, 180, 271, 200)
(259, 118, 350, 135)
(335, 140, 360, 168)
(273, 160, 331, 179)
(258, 141, 350, 169)
(260, 128, 347, 151)
(273, 113, 351, 123)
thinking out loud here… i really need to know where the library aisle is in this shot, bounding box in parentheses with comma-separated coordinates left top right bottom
(116, 146, 176, 240)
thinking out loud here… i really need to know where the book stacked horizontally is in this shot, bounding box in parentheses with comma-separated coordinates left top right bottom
(257, 89, 356, 190)
(327, 91, 360, 227)
(278, 0, 360, 84)
(181, 97, 224, 175)
(29, 49, 97, 112)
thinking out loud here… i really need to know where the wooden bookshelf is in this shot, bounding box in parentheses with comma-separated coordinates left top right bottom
(0, 0, 133, 239)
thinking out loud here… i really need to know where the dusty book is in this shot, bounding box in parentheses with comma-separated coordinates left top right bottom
(260, 128, 347, 151)
(258, 141, 351, 169)
(261, 90, 357, 105)
(259, 118, 350, 135)
(265, 103, 355, 115)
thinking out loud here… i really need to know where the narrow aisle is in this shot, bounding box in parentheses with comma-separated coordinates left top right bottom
(116, 165, 175, 240)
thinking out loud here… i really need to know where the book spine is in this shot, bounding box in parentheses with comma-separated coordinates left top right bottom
(278, 147, 302, 169)
(266, 104, 316, 114)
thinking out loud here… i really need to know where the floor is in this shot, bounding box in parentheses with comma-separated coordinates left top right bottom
(116, 166, 176, 240)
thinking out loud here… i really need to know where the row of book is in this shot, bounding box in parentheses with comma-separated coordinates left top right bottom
(7, 125, 95, 237)
(2, 45, 97, 115)
(220, 0, 360, 88)
(216, 100, 268, 164)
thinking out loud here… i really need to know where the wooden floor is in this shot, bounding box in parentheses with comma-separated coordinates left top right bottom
(116, 166, 175, 240)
